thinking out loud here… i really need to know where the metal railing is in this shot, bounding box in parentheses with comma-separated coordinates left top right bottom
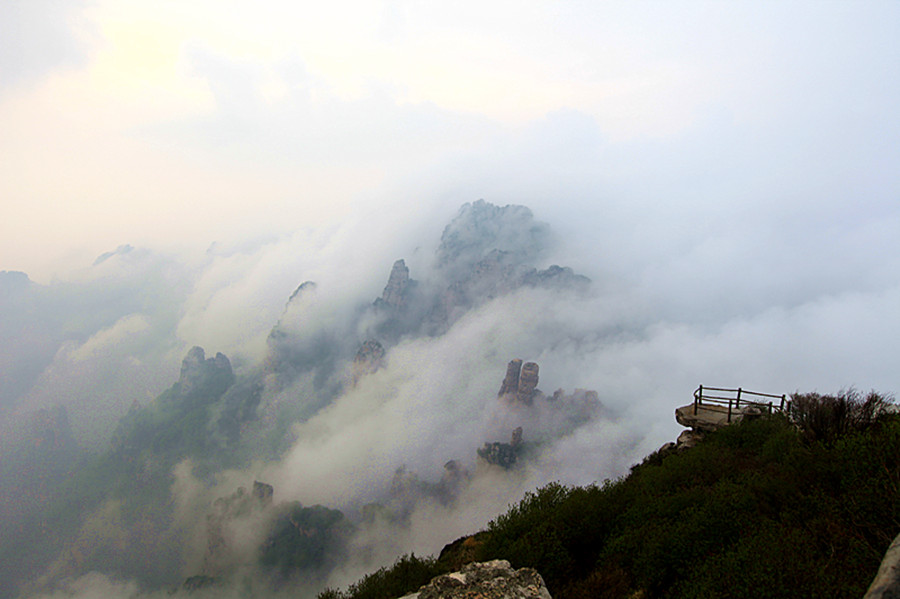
(693, 385, 788, 424)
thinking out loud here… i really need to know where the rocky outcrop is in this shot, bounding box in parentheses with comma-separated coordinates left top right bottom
(517, 362, 540, 405)
(380, 259, 412, 310)
(478, 429, 524, 469)
(353, 340, 386, 385)
(676, 429, 704, 451)
(510, 426, 523, 447)
(497, 359, 540, 405)
(373, 260, 426, 342)
(484, 361, 604, 468)
(521, 264, 590, 291)
(423, 201, 589, 335)
(865, 531, 900, 598)
(674, 403, 762, 433)
(178, 346, 234, 399)
(403, 560, 551, 599)
(434, 200, 550, 279)
(498, 359, 522, 397)
(436, 534, 488, 572)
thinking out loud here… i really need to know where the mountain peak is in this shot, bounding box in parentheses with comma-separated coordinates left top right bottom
(435, 200, 551, 280)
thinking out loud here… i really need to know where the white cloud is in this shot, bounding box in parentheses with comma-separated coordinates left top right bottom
(70, 315, 150, 362)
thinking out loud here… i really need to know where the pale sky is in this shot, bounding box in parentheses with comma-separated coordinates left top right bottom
(1, 0, 899, 282)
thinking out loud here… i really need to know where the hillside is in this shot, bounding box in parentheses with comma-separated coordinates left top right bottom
(323, 391, 900, 599)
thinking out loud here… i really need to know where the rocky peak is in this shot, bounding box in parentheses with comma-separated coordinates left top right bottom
(498, 359, 522, 397)
(521, 264, 591, 292)
(497, 359, 541, 405)
(180, 346, 207, 382)
(92, 244, 135, 266)
(381, 259, 411, 310)
(517, 362, 540, 405)
(435, 200, 550, 280)
(292, 280, 316, 299)
(178, 346, 234, 399)
(269, 281, 317, 337)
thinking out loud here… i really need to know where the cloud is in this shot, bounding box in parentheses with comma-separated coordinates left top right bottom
(69, 315, 150, 363)
(2, 1, 899, 596)
(0, 0, 92, 94)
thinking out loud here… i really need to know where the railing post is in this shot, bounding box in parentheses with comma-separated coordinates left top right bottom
(736, 387, 742, 410)
(695, 385, 702, 415)
(728, 399, 732, 423)
(769, 401, 773, 414)
(780, 395, 785, 411)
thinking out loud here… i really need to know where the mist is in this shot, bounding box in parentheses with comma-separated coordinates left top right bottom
(2, 1, 899, 598)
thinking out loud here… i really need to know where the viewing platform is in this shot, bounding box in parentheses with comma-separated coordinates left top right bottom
(675, 385, 788, 432)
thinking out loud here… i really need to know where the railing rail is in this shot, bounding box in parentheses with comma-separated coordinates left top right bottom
(693, 385, 788, 424)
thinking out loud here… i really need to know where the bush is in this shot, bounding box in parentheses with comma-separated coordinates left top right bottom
(318, 554, 444, 599)
(789, 389, 893, 445)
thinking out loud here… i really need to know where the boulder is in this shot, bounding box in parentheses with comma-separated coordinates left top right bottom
(865, 531, 900, 598)
(403, 560, 551, 599)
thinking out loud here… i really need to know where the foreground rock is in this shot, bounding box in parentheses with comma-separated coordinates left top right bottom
(401, 560, 551, 599)
(864, 531, 900, 598)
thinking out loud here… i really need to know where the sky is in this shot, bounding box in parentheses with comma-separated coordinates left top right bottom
(1, 0, 898, 428)
(2, 0, 896, 281)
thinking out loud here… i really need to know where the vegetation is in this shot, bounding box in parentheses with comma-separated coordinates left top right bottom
(318, 554, 445, 599)
(322, 390, 899, 599)
(260, 502, 349, 577)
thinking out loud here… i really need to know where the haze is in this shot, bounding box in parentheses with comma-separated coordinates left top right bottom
(1, 1, 899, 597)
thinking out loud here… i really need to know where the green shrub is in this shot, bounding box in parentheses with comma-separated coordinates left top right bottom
(332, 392, 899, 599)
(318, 554, 444, 599)
(790, 389, 893, 445)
